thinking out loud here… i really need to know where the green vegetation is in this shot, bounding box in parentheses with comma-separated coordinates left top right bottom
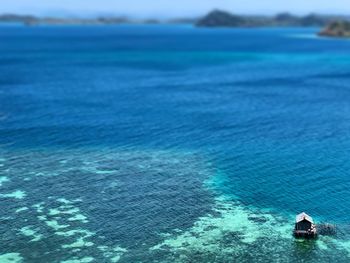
(319, 21, 350, 38)
(1, 11, 349, 28)
(196, 9, 347, 28)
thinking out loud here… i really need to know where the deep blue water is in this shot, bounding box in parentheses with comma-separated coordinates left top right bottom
(1, 25, 350, 262)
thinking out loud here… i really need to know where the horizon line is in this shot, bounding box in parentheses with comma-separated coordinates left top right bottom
(1, 9, 350, 19)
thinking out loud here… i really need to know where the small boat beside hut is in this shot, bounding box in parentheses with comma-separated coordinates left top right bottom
(293, 212, 317, 238)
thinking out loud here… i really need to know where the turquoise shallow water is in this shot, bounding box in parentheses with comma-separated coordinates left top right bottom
(1, 25, 350, 262)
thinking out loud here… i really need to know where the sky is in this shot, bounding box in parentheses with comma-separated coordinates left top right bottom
(1, 0, 350, 18)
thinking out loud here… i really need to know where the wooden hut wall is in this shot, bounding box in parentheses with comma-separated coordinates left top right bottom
(296, 220, 312, 230)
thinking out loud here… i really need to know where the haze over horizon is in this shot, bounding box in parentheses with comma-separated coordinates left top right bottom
(2, 0, 350, 18)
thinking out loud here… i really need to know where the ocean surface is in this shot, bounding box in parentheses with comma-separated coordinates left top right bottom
(1, 24, 350, 262)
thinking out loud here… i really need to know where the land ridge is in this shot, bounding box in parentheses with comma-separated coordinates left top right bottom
(1, 11, 350, 27)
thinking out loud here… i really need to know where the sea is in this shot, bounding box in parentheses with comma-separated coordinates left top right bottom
(1, 24, 350, 262)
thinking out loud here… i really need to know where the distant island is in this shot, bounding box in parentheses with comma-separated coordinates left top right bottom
(0, 14, 198, 26)
(0, 14, 140, 25)
(196, 10, 350, 28)
(319, 21, 350, 37)
(1, 10, 350, 29)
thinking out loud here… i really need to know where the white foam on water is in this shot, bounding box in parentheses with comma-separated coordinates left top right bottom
(37, 215, 46, 221)
(150, 168, 298, 261)
(5, 148, 350, 261)
(332, 239, 350, 256)
(95, 170, 116, 175)
(62, 237, 94, 249)
(0, 190, 26, 199)
(19, 226, 43, 242)
(60, 257, 94, 263)
(0, 253, 23, 263)
(151, 195, 293, 256)
(32, 202, 45, 213)
(45, 220, 70, 231)
(317, 239, 329, 250)
(56, 229, 94, 238)
(15, 207, 29, 213)
(68, 214, 88, 223)
(57, 198, 73, 204)
(58, 228, 95, 250)
(30, 197, 99, 255)
(49, 207, 79, 216)
(150, 166, 350, 261)
(98, 246, 128, 263)
(48, 208, 61, 216)
(0, 176, 9, 186)
(1, 148, 213, 262)
(47, 199, 89, 224)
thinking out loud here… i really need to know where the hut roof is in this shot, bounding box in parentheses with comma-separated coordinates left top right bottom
(296, 212, 313, 224)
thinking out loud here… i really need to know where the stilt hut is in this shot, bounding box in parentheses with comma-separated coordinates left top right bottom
(293, 212, 317, 238)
